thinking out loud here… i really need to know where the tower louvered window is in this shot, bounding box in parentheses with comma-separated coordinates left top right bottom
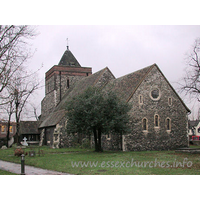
(67, 79, 69, 88)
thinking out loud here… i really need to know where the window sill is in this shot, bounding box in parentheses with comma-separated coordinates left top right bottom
(142, 130, 148, 135)
(154, 127, 160, 132)
(166, 130, 171, 134)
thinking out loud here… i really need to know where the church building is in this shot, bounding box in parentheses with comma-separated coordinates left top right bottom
(39, 46, 190, 151)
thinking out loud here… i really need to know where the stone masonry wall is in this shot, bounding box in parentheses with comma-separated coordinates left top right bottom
(41, 73, 87, 119)
(42, 65, 189, 151)
(123, 66, 189, 151)
(41, 91, 56, 118)
(94, 68, 115, 88)
(59, 68, 116, 148)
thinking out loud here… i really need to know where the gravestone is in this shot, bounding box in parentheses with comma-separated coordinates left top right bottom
(8, 137, 14, 147)
(1, 145, 7, 150)
(22, 137, 28, 146)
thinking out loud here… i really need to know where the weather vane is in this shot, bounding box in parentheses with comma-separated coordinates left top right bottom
(66, 38, 69, 50)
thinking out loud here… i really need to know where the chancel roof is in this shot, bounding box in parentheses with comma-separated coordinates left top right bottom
(103, 63, 190, 112)
(103, 64, 153, 102)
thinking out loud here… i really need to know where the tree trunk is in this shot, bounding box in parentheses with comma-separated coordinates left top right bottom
(93, 127, 98, 151)
(6, 120, 10, 148)
(93, 127, 103, 152)
(16, 117, 20, 145)
(15, 95, 20, 145)
(97, 128, 103, 152)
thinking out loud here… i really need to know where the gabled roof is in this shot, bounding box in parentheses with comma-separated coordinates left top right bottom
(54, 67, 115, 111)
(40, 63, 190, 128)
(58, 48, 81, 67)
(39, 110, 66, 128)
(188, 120, 200, 129)
(103, 63, 190, 113)
(19, 121, 39, 135)
(103, 64, 153, 101)
(39, 67, 115, 128)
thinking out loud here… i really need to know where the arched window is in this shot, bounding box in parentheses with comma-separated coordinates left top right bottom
(139, 95, 143, 105)
(142, 118, 148, 131)
(166, 118, 171, 131)
(168, 97, 172, 106)
(154, 114, 159, 127)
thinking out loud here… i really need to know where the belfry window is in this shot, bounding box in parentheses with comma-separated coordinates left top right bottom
(67, 79, 69, 88)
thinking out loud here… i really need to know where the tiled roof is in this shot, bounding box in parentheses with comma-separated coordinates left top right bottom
(39, 67, 115, 128)
(55, 67, 114, 111)
(58, 49, 81, 67)
(188, 120, 200, 129)
(40, 63, 190, 128)
(19, 121, 39, 135)
(103, 64, 154, 102)
(39, 110, 66, 128)
(103, 64, 190, 113)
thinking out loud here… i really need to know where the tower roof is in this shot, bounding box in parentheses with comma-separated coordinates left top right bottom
(58, 48, 81, 67)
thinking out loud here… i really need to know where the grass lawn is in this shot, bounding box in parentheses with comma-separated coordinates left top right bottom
(0, 169, 17, 175)
(0, 145, 200, 175)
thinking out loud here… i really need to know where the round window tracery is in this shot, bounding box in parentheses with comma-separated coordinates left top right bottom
(151, 89, 159, 99)
(150, 88, 161, 100)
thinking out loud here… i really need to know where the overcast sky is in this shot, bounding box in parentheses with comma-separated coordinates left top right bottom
(2, 0, 200, 194)
(26, 25, 200, 119)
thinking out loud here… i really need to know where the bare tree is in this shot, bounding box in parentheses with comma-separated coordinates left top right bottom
(5, 99, 15, 147)
(0, 88, 15, 147)
(0, 25, 42, 145)
(0, 25, 37, 96)
(9, 69, 41, 144)
(180, 38, 200, 101)
(30, 103, 40, 121)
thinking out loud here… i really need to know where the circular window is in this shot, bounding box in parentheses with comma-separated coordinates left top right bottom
(151, 89, 159, 99)
(150, 88, 161, 100)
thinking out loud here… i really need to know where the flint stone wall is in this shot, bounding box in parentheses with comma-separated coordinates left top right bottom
(42, 66, 189, 151)
(122, 66, 189, 151)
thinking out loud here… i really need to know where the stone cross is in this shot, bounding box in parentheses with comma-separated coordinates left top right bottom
(22, 137, 28, 146)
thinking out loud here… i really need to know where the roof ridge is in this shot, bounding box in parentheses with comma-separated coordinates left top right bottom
(93, 67, 112, 86)
(126, 64, 155, 102)
(116, 64, 156, 81)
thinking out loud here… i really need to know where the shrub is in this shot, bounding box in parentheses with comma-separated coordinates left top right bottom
(14, 148, 27, 157)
